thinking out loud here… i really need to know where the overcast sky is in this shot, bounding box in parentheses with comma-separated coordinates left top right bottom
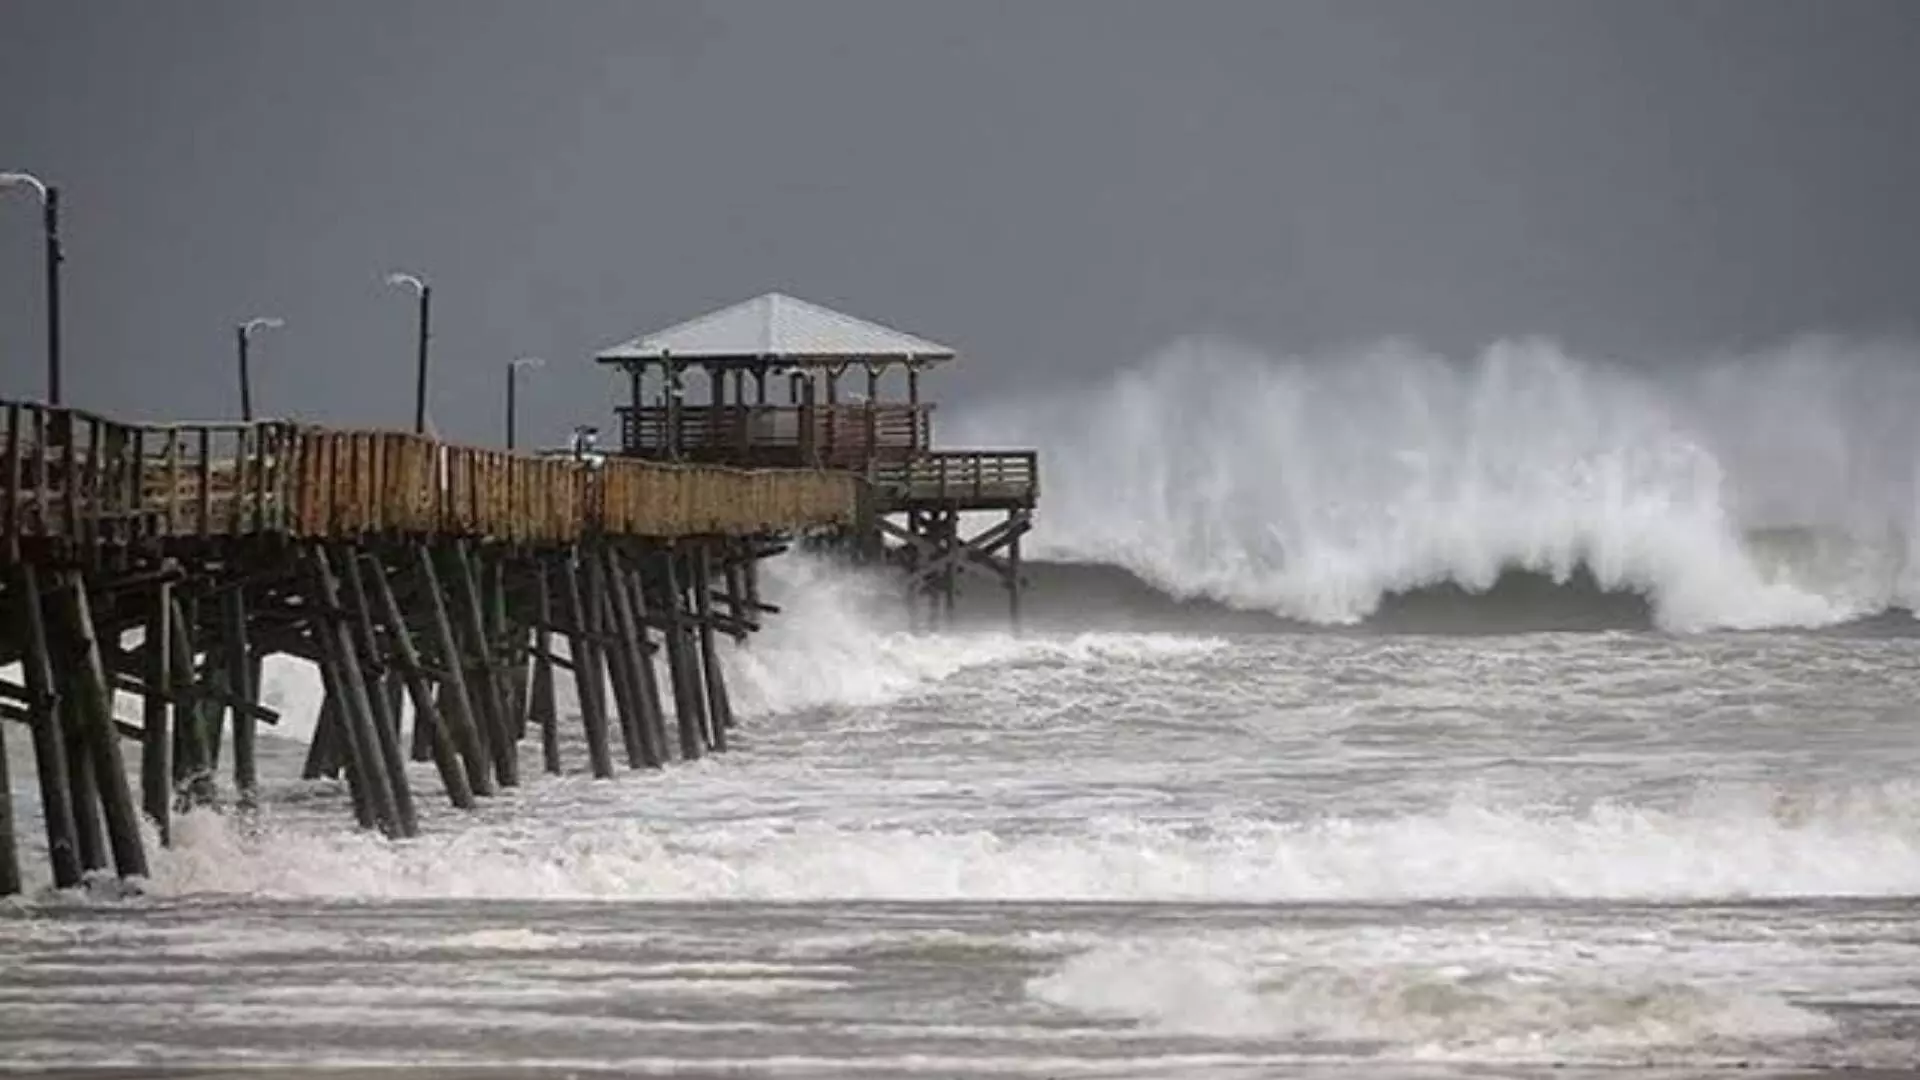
(2, 0, 1916, 446)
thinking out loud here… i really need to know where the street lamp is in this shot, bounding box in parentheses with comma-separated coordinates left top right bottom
(385, 270, 430, 434)
(0, 171, 61, 405)
(235, 316, 283, 422)
(506, 356, 544, 450)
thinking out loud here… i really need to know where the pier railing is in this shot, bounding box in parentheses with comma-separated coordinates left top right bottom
(866, 450, 1038, 508)
(1, 399, 860, 563)
(618, 403, 932, 467)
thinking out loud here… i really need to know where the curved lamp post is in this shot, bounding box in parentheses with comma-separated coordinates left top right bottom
(0, 171, 61, 405)
(235, 316, 283, 421)
(506, 356, 544, 450)
(385, 271, 430, 433)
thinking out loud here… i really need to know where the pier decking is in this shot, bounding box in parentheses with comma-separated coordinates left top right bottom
(0, 397, 860, 896)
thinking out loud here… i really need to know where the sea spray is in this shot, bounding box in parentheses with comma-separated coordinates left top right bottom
(950, 334, 1920, 630)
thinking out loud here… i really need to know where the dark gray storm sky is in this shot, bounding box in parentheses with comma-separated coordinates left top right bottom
(2, 0, 1917, 445)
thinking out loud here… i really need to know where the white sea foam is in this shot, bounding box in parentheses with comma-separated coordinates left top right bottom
(144, 780, 1920, 902)
(719, 553, 1028, 715)
(1028, 932, 1834, 1059)
(950, 335, 1920, 630)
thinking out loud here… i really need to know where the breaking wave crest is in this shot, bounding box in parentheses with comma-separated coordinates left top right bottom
(147, 779, 1920, 902)
(950, 335, 1920, 631)
(1028, 934, 1833, 1060)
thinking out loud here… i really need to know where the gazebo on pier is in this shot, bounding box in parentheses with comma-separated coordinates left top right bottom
(596, 290, 948, 468)
(594, 292, 1037, 624)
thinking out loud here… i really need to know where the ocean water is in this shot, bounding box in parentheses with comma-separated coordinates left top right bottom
(5, 338, 1920, 1077)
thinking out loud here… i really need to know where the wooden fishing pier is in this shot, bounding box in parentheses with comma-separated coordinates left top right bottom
(0, 292, 1035, 897)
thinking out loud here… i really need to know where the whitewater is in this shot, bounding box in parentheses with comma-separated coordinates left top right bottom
(952, 334, 1920, 631)
(5, 337, 1920, 1078)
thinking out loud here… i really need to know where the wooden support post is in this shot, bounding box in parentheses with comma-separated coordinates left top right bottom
(62, 689, 105, 874)
(743, 551, 761, 615)
(557, 551, 615, 779)
(383, 673, 406, 740)
(880, 507, 1031, 632)
(141, 583, 172, 841)
(593, 546, 648, 768)
(52, 571, 148, 879)
(492, 558, 530, 743)
(941, 510, 958, 626)
(308, 546, 404, 838)
(692, 544, 733, 749)
(221, 587, 258, 810)
(301, 689, 342, 781)
(202, 649, 227, 776)
(12, 565, 80, 889)
(341, 578, 400, 750)
(170, 595, 216, 808)
(723, 549, 750, 644)
(409, 685, 436, 763)
(0, 699, 15, 891)
(312, 662, 374, 831)
(530, 558, 562, 775)
(447, 542, 517, 789)
(902, 510, 924, 631)
(413, 544, 496, 798)
(617, 549, 671, 763)
(602, 545, 665, 768)
(182, 604, 230, 786)
(364, 553, 475, 810)
(341, 549, 419, 838)
(659, 548, 707, 761)
(0, 697, 16, 895)
(1008, 520, 1023, 632)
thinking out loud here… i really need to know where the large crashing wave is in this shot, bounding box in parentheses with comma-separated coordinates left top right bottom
(950, 335, 1920, 631)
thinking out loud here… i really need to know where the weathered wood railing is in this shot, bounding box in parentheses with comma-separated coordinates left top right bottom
(618, 404, 932, 466)
(866, 450, 1039, 507)
(0, 399, 860, 565)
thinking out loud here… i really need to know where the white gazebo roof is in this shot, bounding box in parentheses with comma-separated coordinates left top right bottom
(595, 292, 955, 367)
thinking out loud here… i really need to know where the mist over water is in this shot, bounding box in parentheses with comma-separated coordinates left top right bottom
(950, 335, 1920, 631)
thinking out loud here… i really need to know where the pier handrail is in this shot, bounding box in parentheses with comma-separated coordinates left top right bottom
(617, 402, 933, 465)
(1, 398, 861, 562)
(866, 449, 1039, 506)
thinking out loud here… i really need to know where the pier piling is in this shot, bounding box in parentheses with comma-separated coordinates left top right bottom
(693, 544, 732, 750)
(593, 544, 649, 770)
(617, 548, 671, 762)
(529, 558, 562, 775)
(659, 548, 706, 762)
(14, 564, 82, 889)
(0, 700, 16, 896)
(365, 551, 474, 810)
(557, 551, 616, 779)
(309, 545, 405, 838)
(53, 571, 147, 878)
(415, 544, 495, 798)
(222, 587, 258, 809)
(140, 583, 172, 840)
